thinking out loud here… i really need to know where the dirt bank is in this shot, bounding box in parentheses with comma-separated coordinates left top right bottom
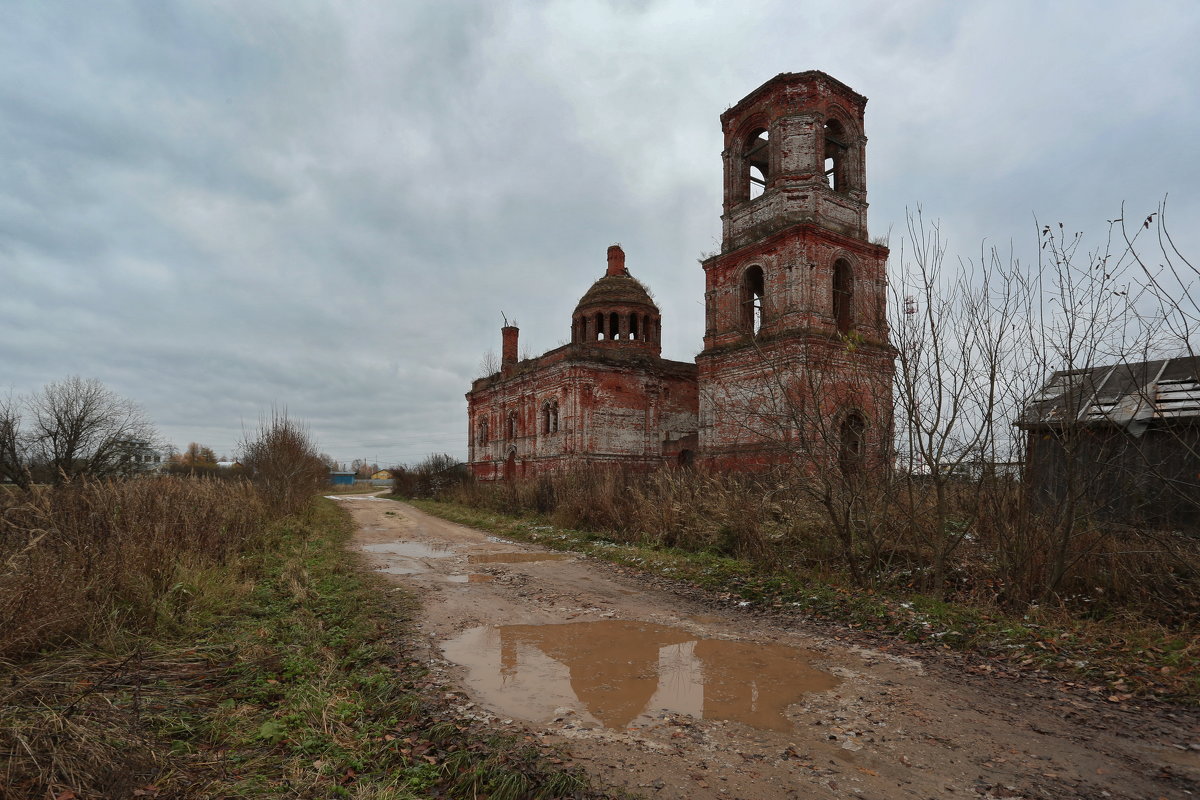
(337, 495, 1199, 800)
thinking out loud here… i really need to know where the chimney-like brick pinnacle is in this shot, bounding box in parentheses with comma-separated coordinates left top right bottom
(606, 245, 626, 276)
(501, 325, 519, 367)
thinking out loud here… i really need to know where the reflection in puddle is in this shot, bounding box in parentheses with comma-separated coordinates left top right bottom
(362, 541, 453, 558)
(467, 552, 567, 564)
(446, 574, 494, 583)
(377, 565, 424, 575)
(442, 620, 838, 732)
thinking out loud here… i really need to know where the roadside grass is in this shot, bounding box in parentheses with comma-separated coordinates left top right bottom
(402, 497, 1199, 706)
(1, 498, 606, 799)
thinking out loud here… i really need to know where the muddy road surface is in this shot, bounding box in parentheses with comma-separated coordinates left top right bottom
(336, 495, 1199, 799)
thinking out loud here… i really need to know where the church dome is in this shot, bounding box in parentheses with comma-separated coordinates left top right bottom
(573, 273, 659, 315)
(570, 245, 662, 353)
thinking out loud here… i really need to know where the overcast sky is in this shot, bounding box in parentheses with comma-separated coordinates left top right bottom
(2, 1, 1197, 466)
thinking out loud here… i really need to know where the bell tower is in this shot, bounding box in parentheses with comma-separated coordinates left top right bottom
(697, 71, 893, 471)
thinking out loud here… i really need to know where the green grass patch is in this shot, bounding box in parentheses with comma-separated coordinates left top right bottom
(404, 497, 1198, 706)
(1, 498, 607, 799)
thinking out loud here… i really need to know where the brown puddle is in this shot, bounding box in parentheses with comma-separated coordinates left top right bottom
(377, 565, 424, 576)
(446, 573, 494, 583)
(467, 552, 568, 564)
(361, 541, 453, 558)
(442, 620, 838, 732)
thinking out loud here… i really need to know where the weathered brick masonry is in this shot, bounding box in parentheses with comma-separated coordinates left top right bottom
(467, 71, 893, 478)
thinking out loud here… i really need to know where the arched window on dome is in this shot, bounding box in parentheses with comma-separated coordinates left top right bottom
(609, 312, 620, 340)
(595, 312, 604, 340)
(629, 313, 638, 340)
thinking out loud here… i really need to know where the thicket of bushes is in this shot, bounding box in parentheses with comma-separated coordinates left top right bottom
(431, 465, 1199, 623)
(391, 453, 471, 500)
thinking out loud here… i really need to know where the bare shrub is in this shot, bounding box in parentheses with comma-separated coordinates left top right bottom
(392, 453, 470, 499)
(238, 409, 327, 515)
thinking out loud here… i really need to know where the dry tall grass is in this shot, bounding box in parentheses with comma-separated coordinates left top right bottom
(439, 467, 1200, 620)
(0, 477, 267, 660)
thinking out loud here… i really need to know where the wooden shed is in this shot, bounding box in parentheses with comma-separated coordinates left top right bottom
(1018, 357, 1200, 531)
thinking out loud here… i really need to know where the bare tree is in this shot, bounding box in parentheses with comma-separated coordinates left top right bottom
(0, 394, 29, 489)
(24, 377, 157, 483)
(889, 210, 1034, 598)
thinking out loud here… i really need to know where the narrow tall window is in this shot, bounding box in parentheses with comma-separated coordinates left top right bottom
(629, 313, 638, 340)
(744, 128, 769, 200)
(477, 419, 489, 445)
(595, 312, 604, 340)
(742, 266, 765, 334)
(506, 411, 517, 440)
(609, 312, 620, 340)
(550, 401, 559, 433)
(824, 119, 847, 191)
(839, 412, 866, 473)
(832, 259, 853, 334)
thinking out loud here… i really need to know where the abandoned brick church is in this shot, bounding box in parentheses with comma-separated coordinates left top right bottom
(467, 71, 894, 479)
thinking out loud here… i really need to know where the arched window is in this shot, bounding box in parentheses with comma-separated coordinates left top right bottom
(477, 419, 489, 446)
(506, 411, 517, 440)
(595, 312, 604, 340)
(832, 259, 853, 334)
(742, 266, 765, 334)
(609, 312, 620, 340)
(541, 400, 559, 434)
(824, 118, 848, 192)
(629, 313, 638, 340)
(744, 128, 769, 201)
(839, 412, 866, 473)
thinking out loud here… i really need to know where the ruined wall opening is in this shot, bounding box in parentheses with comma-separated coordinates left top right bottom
(824, 118, 848, 192)
(742, 265, 765, 335)
(629, 313, 638, 340)
(609, 312, 620, 340)
(595, 312, 604, 340)
(542, 399, 559, 434)
(832, 258, 853, 334)
(744, 128, 769, 201)
(506, 411, 517, 440)
(477, 419, 488, 445)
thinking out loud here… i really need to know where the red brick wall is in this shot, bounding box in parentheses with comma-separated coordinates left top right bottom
(467, 347, 698, 480)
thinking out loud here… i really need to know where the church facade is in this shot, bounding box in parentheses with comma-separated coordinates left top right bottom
(466, 71, 893, 480)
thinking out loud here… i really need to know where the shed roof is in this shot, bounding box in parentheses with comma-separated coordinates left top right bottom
(1019, 356, 1200, 435)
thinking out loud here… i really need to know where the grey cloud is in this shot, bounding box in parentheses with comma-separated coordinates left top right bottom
(2, 0, 1198, 467)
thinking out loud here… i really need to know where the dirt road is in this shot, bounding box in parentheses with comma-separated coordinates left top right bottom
(337, 495, 1199, 799)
